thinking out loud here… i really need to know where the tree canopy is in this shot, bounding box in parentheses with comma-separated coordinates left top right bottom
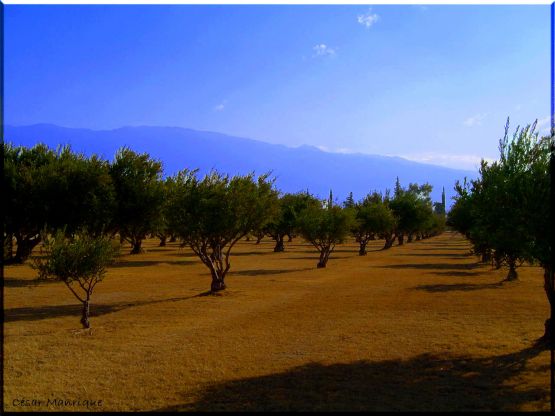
(109, 147, 165, 254)
(296, 202, 355, 268)
(167, 170, 278, 292)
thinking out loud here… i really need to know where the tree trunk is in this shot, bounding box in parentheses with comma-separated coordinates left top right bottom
(493, 251, 502, 269)
(81, 300, 91, 329)
(397, 234, 404, 246)
(287, 234, 293, 242)
(12, 235, 41, 264)
(210, 271, 226, 292)
(480, 250, 491, 263)
(540, 266, 555, 345)
(159, 236, 167, 247)
(317, 248, 330, 268)
(256, 233, 264, 244)
(505, 258, 518, 281)
(383, 235, 395, 250)
(130, 239, 143, 254)
(169, 235, 177, 243)
(274, 235, 285, 252)
(3, 234, 14, 263)
(359, 240, 367, 256)
(415, 234, 421, 241)
(407, 233, 413, 243)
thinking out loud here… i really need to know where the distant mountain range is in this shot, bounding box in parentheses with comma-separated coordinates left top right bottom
(4, 123, 478, 209)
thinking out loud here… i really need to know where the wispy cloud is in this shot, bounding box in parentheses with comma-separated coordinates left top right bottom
(399, 152, 496, 171)
(312, 44, 336, 58)
(463, 113, 487, 127)
(213, 100, 227, 112)
(357, 8, 379, 28)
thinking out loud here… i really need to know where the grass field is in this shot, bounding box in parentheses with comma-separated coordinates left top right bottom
(3, 231, 551, 411)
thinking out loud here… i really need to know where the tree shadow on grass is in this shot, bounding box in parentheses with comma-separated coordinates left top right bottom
(431, 271, 481, 277)
(229, 268, 313, 277)
(4, 294, 204, 323)
(3, 277, 60, 288)
(290, 256, 350, 261)
(400, 253, 472, 258)
(414, 247, 471, 252)
(232, 251, 273, 257)
(296, 249, 355, 254)
(413, 282, 504, 292)
(380, 262, 481, 271)
(143, 247, 172, 252)
(155, 345, 546, 412)
(109, 259, 194, 268)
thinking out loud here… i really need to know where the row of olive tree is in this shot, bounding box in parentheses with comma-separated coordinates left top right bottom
(348, 181, 445, 255)
(3, 143, 166, 263)
(448, 118, 551, 341)
(4, 142, 447, 328)
(259, 183, 445, 260)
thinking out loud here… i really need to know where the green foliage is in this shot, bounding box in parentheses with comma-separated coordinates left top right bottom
(3, 142, 116, 263)
(3, 143, 57, 260)
(297, 203, 355, 267)
(351, 192, 396, 255)
(153, 177, 177, 245)
(265, 192, 321, 251)
(34, 230, 119, 284)
(449, 118, 550, 282)
(32, 230, 119, 328)
(343, 192, 355, 209)
(167, 170, 278, 291)
(109, 147, 165, 253)
(389, 181, 435, 242)
(447, 179, 473, 237)
(46, 147, 116, 236)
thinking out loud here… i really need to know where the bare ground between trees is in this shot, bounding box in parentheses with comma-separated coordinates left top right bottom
(3, 231, 550, 411)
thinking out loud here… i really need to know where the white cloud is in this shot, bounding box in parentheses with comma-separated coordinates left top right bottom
(399, 152, 496, 171)
(463, 113, 487, 127)
(213, 100, 227, 112)
(312, 44, 336, 58)
(357, 9, 379, 28)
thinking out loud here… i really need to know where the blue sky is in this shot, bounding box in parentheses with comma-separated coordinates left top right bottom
(5, 5, 550, 170)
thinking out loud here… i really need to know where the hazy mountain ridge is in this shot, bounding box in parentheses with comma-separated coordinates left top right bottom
(4, 124, 478, 208)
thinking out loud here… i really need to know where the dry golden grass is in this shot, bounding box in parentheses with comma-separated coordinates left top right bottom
(3, 231, 550, 411)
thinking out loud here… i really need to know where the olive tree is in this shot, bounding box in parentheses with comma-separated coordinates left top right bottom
(449, 178, 495, 263)
(32, 230, 119, 328)
(153, 178, 176, 247)
(464, 121, 540, 281)
(109, 147, 165, 254)
(3, 143, 57, 263)
(45, 147, 116, 237)
(167, 170, 278, 292)
(4, 143, 117, 264)
(352, 192, 396, 255)
(450, 119, 552, 341)
(523, 133, 551, 342)
(296, 202, 354, 268)
(265, 192, 320, 252)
